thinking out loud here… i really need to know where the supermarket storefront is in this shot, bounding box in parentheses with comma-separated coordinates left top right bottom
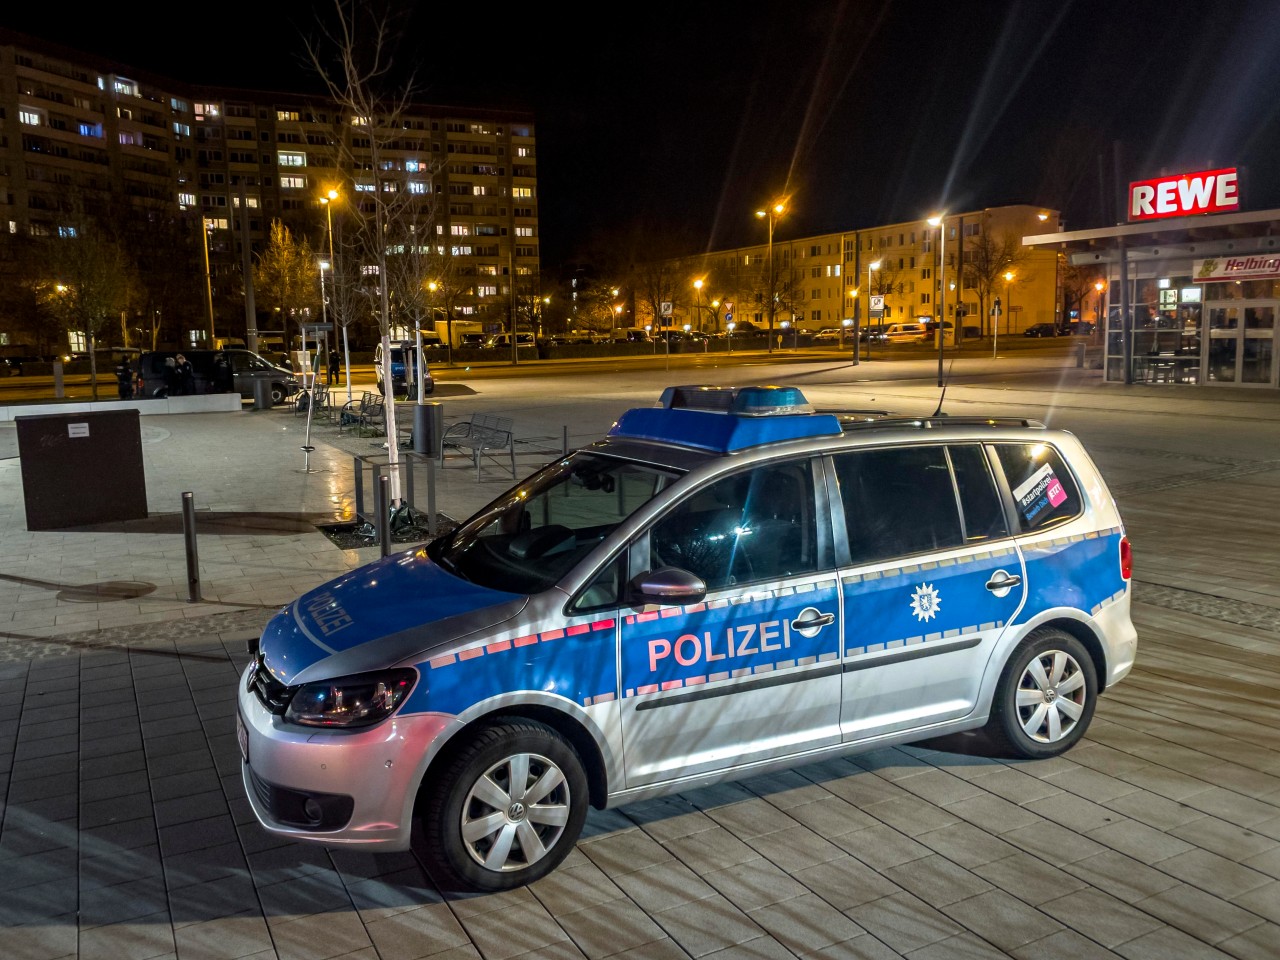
(1025, 169, 1280, 388)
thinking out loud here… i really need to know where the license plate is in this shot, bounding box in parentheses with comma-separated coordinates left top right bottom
(236, 709, 249, 763)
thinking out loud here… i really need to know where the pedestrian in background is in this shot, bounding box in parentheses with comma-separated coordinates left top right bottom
(175, 353, 195, 395)
(212, 352, 234, 394)
(114, 356, 134, 400)
(328, 349, 340, 385)
(161, 356, 179, 397)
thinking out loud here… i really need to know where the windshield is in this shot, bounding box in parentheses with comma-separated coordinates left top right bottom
(428, 452, 681, 593)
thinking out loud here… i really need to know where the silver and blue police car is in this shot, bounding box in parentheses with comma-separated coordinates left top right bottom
(238, 385, 1136, 891)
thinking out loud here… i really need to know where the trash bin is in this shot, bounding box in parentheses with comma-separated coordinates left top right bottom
(413, 401, 444, 457)
(16, 409, 147, 530)
(1074, 342, 1087, 368)
(253, 378, 273, 410)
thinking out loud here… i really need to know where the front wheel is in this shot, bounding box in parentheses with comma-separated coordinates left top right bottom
(270, 384, 286, 405)
(421, 719, 588, 892)
(987, 629, 1097, 759)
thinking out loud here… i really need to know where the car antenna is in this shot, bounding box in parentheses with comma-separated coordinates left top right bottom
(930, 359, 956, 418)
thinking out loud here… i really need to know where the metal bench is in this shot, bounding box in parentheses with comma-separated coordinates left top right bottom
(294, 382, 333, 419)
(338, 392, 385, 436)
(442, 413, 516, 479)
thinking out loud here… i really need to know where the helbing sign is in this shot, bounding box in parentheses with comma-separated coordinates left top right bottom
(1129, 168, 1239, 221)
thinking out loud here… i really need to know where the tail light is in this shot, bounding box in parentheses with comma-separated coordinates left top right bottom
(1119, 536, 1132, 581)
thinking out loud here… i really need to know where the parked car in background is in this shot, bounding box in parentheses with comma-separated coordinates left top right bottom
(812, 328, 843, 344)
(1065, 321, 1096, 336)
(484, 333, 536, 349)
(139, 349, 299, 404)
(374, 341, 435, 398)
(459, 333, 487, 348)
(1024, 323, 1059, 338)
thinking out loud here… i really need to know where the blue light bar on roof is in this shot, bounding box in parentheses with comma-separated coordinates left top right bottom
(611, 384, 840, 453)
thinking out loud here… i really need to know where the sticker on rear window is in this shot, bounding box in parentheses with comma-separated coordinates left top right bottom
(1013, 463, 1068, 523)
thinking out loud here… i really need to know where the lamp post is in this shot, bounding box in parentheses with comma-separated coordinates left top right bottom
(320, 189, 347, 399)
(693, 278, 703, 332)
(200, 217, 216, 344)
(927, 215, 946, 386)
(1094, 279, 1106, 336)
(726, 320, 736, 354)
(866, 260, 881, 361)
(846, 288, 857, 364)
(755, 199, 787, 354)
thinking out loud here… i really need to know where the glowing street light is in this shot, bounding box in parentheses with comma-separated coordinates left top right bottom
(755, 199, 787, 353)
(927, 216, 947, 386)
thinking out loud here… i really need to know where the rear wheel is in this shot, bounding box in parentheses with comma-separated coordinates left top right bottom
(987, 628, 1097, 759)
(270, 384, 286, 405)
(421, 719, 588, 892)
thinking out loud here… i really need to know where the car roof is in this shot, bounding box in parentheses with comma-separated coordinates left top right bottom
(595, 384, 1050, 468)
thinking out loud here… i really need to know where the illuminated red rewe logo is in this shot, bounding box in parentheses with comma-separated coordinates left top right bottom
(1128, 168, 1239, 221)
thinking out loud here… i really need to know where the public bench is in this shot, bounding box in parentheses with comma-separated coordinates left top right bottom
(339, 392, 385, 436)
(442, 412, 516, 479)
(294, 382, 332, 420)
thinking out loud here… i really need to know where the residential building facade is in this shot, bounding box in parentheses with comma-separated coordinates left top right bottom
(0, 29, 538, 353)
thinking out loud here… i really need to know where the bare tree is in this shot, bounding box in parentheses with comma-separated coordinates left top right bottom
(385, 200, 443, 398)
(963, 230, 1029, 337)
(307, 0, 421, 502)
(33, 214, 138, 400)
(1060, 256, 1102, 332)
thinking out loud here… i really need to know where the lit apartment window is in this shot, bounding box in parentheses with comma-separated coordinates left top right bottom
(277, 110, 300, 122)
(232, 195, 260, 208)
(171, 97, 189, 112)
(354, 182, 374, 192)
(513, 187, 533, 198)
(207, 217, 229, 229)
(119, 131, 142, 146)
(515, 226, 533, 237)
(172, 122, 190, 137)
(451, 224, 472, 236)
(350, 115, 370, 126)
(57, 225, 79, 239)
(178, 192, 196, 209)
(405, 159, 422, 172)
(472, 185, 489, 196)
(20, 108, 44, 126)
(280, 175, 307, 189)
(511, 125, 531, 137)
(113, 78, 138, 97)
(278, 151, 306, 167)
(361, 264, 380, 277)
(516, 146, 532, 157)
(194, 102, 220, 120)
(408, 181, 428, 194)
(451, 245, 473, 256)
(477, 285, 497, 297)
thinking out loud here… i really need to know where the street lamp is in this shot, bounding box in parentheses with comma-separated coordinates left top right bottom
(927, 215, 946, 386)
(755, 199, 787, 353)
(200, 217, 216, 345)
(429, 280, 450, 369)
(320, 189, 346, 398)
(866, 260, 882, 360)
(1094, 279, 1106, 335)
(693, 278, 703, 332)
(726, 320, 736, 355)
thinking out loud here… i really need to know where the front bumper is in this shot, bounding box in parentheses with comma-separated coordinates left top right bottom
(237, 663, 457, 849)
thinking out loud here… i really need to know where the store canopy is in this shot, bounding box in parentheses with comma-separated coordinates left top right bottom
(1022, 209, 1280, 266)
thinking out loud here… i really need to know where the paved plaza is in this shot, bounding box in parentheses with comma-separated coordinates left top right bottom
(2, 361, 1280, 960)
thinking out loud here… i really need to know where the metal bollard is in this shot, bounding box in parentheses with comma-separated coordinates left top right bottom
(563, 425, 569, 456)
(1075, 342, 1086, 368)
(426, 457, 437, 537)
(182, 491, 201, 602)
(374, 473, 391, 557)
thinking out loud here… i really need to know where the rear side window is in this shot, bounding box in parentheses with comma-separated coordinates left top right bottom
(948, 444, 1009, 544)
(993, 443, 1082, 533)
(834, 446, 963, 564)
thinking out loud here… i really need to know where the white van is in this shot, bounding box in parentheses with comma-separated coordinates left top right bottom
(880, 321, 930, 343)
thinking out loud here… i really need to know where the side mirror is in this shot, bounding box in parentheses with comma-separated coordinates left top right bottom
(628, 567, 706, 606)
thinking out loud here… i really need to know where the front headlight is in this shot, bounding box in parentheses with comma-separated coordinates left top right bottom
(284, 669, 417, 728)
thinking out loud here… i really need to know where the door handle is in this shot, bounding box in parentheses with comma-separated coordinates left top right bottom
(790, 608, 835, 638)
(985, 571, 1022, 593)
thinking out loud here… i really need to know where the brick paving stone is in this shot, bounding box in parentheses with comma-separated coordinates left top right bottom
(653, 893, 765, 957)
(748, 892, 864, 954)
(555, 898, 670, 960)
(972, 851, 1090, 906)
(610, 859, 716, 914)
(1135, 882, 1266, 945)
(1059, 851, 1181, 904)
(846, 891, 963, 954)
(459, 899, 571, 960)
(1009, 928, 1123, 960)
(1037, 888, 1163, 949)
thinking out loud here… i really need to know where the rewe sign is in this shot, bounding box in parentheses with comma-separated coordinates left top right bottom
(1129, 168, 1239, 221)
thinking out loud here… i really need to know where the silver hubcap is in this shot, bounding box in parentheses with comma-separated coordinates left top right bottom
(461, 752, 571, 873)
(1015, 649, 1088, 743)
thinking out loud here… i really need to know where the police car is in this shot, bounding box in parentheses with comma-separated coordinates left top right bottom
(238, 384, 1136, 891)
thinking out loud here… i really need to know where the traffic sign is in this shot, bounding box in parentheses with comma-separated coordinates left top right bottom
(870, 295, 885, 318)
(661, 301, 672, 317)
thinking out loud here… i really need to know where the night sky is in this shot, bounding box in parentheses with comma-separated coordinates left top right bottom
(7, 0, 1280, 272)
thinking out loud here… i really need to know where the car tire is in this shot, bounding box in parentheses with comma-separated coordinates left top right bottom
(986, 628, 1097, 759)
(421, 718, 588, 892)
(270, 384, 286, 405)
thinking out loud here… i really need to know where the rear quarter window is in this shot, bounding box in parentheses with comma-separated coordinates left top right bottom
(993, 442, 1082, 533)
